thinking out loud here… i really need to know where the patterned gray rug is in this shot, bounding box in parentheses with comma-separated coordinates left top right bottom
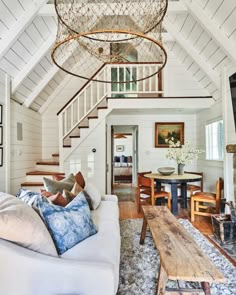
(118, 219, 236, 295)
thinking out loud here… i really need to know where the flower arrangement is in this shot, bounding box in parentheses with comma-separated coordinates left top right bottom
(165, 139, 204, 165)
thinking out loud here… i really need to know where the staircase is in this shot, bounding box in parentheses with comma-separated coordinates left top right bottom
(21, 153, 65, 192)
(57, 63, 162, 163)
(20, 63, 163, 190)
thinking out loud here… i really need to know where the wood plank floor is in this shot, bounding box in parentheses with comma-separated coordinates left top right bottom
(116, 184, 213, 235)
(115, 183, 236, 266)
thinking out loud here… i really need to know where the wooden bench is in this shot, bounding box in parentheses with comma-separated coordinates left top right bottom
(140, 206, 225, 295)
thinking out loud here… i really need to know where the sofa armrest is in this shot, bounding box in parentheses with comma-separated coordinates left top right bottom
(102, 194, 118, 203)
(0, 238, 116, 295)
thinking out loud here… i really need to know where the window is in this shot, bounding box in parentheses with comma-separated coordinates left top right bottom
(205, 119, 224, 160)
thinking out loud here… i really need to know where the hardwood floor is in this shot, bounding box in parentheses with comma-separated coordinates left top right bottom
(116, 184, 213, 235)
(115, 183, 236, 266)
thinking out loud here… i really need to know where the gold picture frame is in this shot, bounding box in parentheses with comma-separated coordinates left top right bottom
(155, 122, 184, 148)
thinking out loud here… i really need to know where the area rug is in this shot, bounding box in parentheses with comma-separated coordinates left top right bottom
(118, 219, 236, 295)
(208, 234, 236, 263)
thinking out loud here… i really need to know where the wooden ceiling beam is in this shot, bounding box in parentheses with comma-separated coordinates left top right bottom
(12, 35, 56, 93)
(163, 17, 220, 90)
(0, 0, 48, 61)
(182, 0, 236, 66)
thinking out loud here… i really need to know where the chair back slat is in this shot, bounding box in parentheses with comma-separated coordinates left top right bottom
(185, 171, 203, 191)
(216, 177, 224, 213)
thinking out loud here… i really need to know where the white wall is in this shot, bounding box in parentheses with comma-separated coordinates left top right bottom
(114, 136, 133, 157)
(164, 51, 209, 97)
(42, 75, 86, 160)
(9, 102, 42, 194)
(63, 118, 106, 194)
(106, 113, 199, 193)
(196, 100, 224, 192)
(0, 72, 5, 191)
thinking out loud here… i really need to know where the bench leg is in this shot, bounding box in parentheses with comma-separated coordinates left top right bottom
(157, 263, 168, 295)
(140, 217, 147, 244)
(201, 282, 211, 295)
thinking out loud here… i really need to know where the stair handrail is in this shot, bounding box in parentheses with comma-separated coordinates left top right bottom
(57, 61, 163, 116)
(58, 62, 163, 146)
(57, 63, 106, 116)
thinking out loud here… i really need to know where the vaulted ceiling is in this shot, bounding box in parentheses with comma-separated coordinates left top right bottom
(0, 0, 235, 112)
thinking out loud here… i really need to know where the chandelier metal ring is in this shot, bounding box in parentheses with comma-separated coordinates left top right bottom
(51, 29, 167, 83)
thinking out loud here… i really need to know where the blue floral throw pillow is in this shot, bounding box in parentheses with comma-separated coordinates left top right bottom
(37, 191, 97, 255)
(16, 188, 48, 207)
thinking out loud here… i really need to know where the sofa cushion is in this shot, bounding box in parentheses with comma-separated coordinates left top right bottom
(0, 192, 57, 257)
(37, 192, 97, 255)
(16, 188, 48, 207)
(43, 173, 75, 194)
(62, 199, 120, 290)
(84, 182, 101, 210)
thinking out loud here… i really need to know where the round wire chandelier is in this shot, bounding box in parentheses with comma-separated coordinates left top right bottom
(54, 0, 168, 42)
(52, 0, 168, 83)
(51, 26, 167, 83)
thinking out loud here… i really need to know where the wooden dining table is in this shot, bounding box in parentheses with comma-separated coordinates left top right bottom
(144, 173, 202, 215)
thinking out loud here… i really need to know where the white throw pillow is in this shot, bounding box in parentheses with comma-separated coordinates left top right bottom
(84, 182, 101, 210)
(0, 192, 57, 257)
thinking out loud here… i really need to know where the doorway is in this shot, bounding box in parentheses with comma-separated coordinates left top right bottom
(111, 125, 138, 202)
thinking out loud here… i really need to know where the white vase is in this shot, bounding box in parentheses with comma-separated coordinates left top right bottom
(178, 163, 185, 175)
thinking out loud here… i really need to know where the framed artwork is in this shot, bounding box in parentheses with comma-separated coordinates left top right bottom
(0, 147, 2, 167)
(155, 122, 184, 148)
(0, 104, 2, 124)
(116, 145, 124, 152)
(0, 126, 2, 145)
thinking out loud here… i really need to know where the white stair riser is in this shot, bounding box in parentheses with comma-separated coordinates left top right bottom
(26, 175, 57, 182)
(36, 165, 60, 172)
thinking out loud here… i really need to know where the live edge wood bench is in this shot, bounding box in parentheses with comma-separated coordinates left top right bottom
(140, 206, 225, 295)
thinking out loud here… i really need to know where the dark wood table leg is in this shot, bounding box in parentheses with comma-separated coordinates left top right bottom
(181, 183, 187, 208)
(140, 217, 147, 245)
(201, 282, 211, 295)
(171, 183, 178, 215)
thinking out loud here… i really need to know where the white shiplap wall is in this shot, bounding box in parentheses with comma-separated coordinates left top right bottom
(41, 75, 86, 159)
(9, 101, 42, 194)
(0, 71, 5, 191)
(106, 113, 198, 194)
(196, 100, 224, 192)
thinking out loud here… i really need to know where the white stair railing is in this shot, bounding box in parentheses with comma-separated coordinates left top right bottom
(58, 62, 162, 147)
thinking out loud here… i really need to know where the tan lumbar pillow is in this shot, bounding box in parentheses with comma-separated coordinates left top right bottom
(0, 192, 57, 257)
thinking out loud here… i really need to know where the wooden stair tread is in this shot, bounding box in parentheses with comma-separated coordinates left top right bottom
(97, 106, 108, 110)
(70, 135, 80, 138)
(63, 145, 71, 148)
(26, 171, 65, 176)
(21, 182, 43, 186)
(79, 126, 89, 129)
(88, 116, 98, 119)
(36, 161, 59, 165)
(52, 153, 59, 157)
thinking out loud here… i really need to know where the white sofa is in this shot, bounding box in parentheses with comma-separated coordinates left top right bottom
(0, 194, 120, 295)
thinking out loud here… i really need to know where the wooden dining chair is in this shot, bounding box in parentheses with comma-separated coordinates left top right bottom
(191, 177, 224, 222)
(137, 174, 171, 213)
(185, 171, 204, 196)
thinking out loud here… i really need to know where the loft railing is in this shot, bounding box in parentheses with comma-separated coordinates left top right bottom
(58, 62, 163, 146)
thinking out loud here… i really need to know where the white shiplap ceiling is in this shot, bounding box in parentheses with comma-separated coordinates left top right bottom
(0, 0, 235, 112)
